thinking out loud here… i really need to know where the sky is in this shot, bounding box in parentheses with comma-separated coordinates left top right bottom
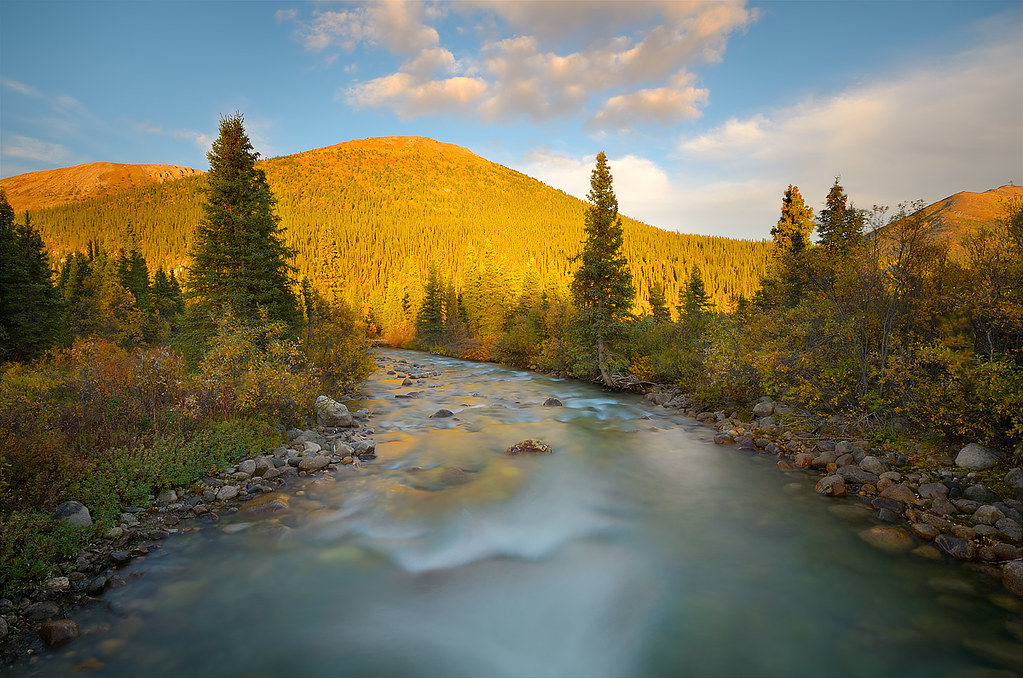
(1, 0, 1021, 241)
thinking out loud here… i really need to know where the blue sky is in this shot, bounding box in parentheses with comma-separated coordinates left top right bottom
(1, 0, 1020, 240)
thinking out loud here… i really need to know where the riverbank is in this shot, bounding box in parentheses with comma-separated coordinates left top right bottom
(0, 397, 377, 671)
(640, 386, 1023, 600)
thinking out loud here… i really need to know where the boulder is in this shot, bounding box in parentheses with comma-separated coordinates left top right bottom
(39, 619, 79, 648)
(298, 455, 330, 472)
(918, 482, 949, 500)
(879, 484, 918, 506)
(216, 485, 239, 501)
(996, 519, 1023, 541)
(955, 443, 1004, 470)
(910, 522, 939, 540)
(934, 534, 977, 561)
(314, 396, 355, 428)
(1002, 560, 1023, 597)
(156, 489, 177, 506)
(965, 484, 1002, 503)
(793, 453, 815, 468)
(858, 456, 888, 476)
(543, 397, 564, 407)
(505, 440, 553, 456)
(752, 400, 774, 417)
(815, 475, 847, 497)
(52, 500, 92, 527)
(1006, 468, 1023, 488)
(972, 505, 1007, 526)
(24, 601, 60, 621)
(837, 465, 879, 485)
(429, 409, 454, 418)
(238, 459, 257, 476)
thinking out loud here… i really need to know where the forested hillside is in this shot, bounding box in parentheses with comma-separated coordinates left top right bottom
(18, 137, 770, 329)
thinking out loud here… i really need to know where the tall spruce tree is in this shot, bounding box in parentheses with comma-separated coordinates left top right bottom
(680, 267, 711, 318)
(570, 152, 635, 387)
(0, 193, 62, 361)
(415, 265, 445, 345)
(772, 185, 814, 255)
(186, 113, 298, 335)
(817, 178, 863, 252)
(648, 282, 670, 323)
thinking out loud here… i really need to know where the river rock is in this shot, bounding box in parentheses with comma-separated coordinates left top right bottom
(965, 485, 1002, 503)
(935, 534, 977, 561)
(216, 485, 239, 501)
(872, 496, 904, 513)
(973, 505, 1006, 526)
(880, 484, 918, 506)
(156, 489, 178, 506)
(86, 575, 108, 595)
(816, 475, 847, 497)
(918, 482, 949, 500)
(52, 500, 92, 527)
(505, 439, 553, 455)
(39, 619, 79, 647)
(430, 409, 454, 418)
(0, 616, 7, 639)
(931, 497, 957, 516)
(238, 459, 257, 476)
(793, 453, 815, 468)
(860, 526, 914, 552)
(956, 443, 1004, 470)
(997, 519, 1023, 541)
(242, 493, 289, 517)
(1003, 560, 1023, 597)
(910, 522, 939, 540)
(752, 400, 774, 417)
(858, 456, 888, 476)
(299, 455, 331, 472)
(24, 601, 61, 621)
(811, 451, 838, 469)
(314, 396, 355, 428)
(1006, 468, 1023, 490)
(837, 465, 879, 485)
(714, 433, 735, 445)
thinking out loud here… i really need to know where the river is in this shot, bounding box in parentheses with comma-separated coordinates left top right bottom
(16, 350, 1023, 677)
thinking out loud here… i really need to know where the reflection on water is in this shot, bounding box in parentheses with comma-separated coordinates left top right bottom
(18, 350, 1023, 677)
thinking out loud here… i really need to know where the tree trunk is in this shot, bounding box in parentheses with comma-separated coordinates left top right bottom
(597, 336, 613, 388)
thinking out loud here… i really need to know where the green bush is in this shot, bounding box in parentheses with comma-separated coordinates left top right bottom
(0, 511, 92, 597)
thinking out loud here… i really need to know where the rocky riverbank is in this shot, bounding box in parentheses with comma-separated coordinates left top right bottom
(643, 389, 1023, 600)
(0, 396, 377, 671)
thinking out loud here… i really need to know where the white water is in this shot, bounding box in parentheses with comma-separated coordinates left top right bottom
(18, 350, 1023, 677)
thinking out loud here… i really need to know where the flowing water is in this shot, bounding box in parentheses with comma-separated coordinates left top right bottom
(17, 350, 1023, 677)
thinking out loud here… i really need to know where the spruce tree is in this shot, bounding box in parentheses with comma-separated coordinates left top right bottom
(648, 282, 670, 323)
(771, 185, 814, 255)
(0, 194, 62, 361)
(570, 152, 635, 387)
(186, 113, 298, 336)
(817, 178, 863, 252)
(680, 267, 711, 318)
(416, 265, 445, 345)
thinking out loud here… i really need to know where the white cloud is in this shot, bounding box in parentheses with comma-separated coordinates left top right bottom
(1, 77, 43, 98)
(286, 1, 754, 127)
(3, 134, 70, 164)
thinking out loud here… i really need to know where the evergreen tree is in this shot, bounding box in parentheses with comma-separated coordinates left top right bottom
(680, 267, 711, 318)
(186, 112, 299, 336)
(771, 185, 814, 255)
(0, 195, 62, 361)
(817, 178, 863, 252)
(570, 152, 636, 387)
(648, 282, 670, 323)
(416, 265, 445, 345)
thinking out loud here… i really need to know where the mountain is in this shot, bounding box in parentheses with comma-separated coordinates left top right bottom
(7, 137, 771, 320)
(0, 162, 203, 212)
(915, 184, 1022, 250)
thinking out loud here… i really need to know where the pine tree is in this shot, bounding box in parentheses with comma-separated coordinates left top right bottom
(648, 282, 670, 323)
(817, 178, 863, 252)
(0, 194, 62, 361)
(570, 152, 636, 387)
(416, 265, 445, 345)
(680, 267, 711, 318)
(186, 112, 298, 336)
(771, 185, 814, 255)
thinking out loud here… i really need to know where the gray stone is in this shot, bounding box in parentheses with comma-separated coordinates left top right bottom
(543, 398, 564, 407)
(815, 475, 847, 497)
(86, 575, 107, 595)
(837, 465, 879, 485)
(954, 498, 982, 513)
(955, 443, 1004, 470)
(757, 415, 776, 428)
(238, 459, 257, 476)
(834, 440, 855, 456)
(965, 484, 1002, 503)
(216, 485, 239, 501)
(934, 534, 977, 561)
(973, 505, 1007, 526)
(0, 616, 7, 639)
(880, 484, 919, 506)
(430, 409, 455, 418)
(859, 456, 888, 476)
(314, 396, 355, 428)
(156, 489, 177, 506)
(918, 482, 949, 500)
(996, 519, 1023, 541)
(752, 400, 774, 417)
(52, 500, 92, 527)
(298, 455, 330, 472)
(1006, 468, 1023, 488)
(24, 601, 60, 621)
(303, 441, 323, 454)
(811, 451, 838, 469)
(1003, 560, 1023, 597)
